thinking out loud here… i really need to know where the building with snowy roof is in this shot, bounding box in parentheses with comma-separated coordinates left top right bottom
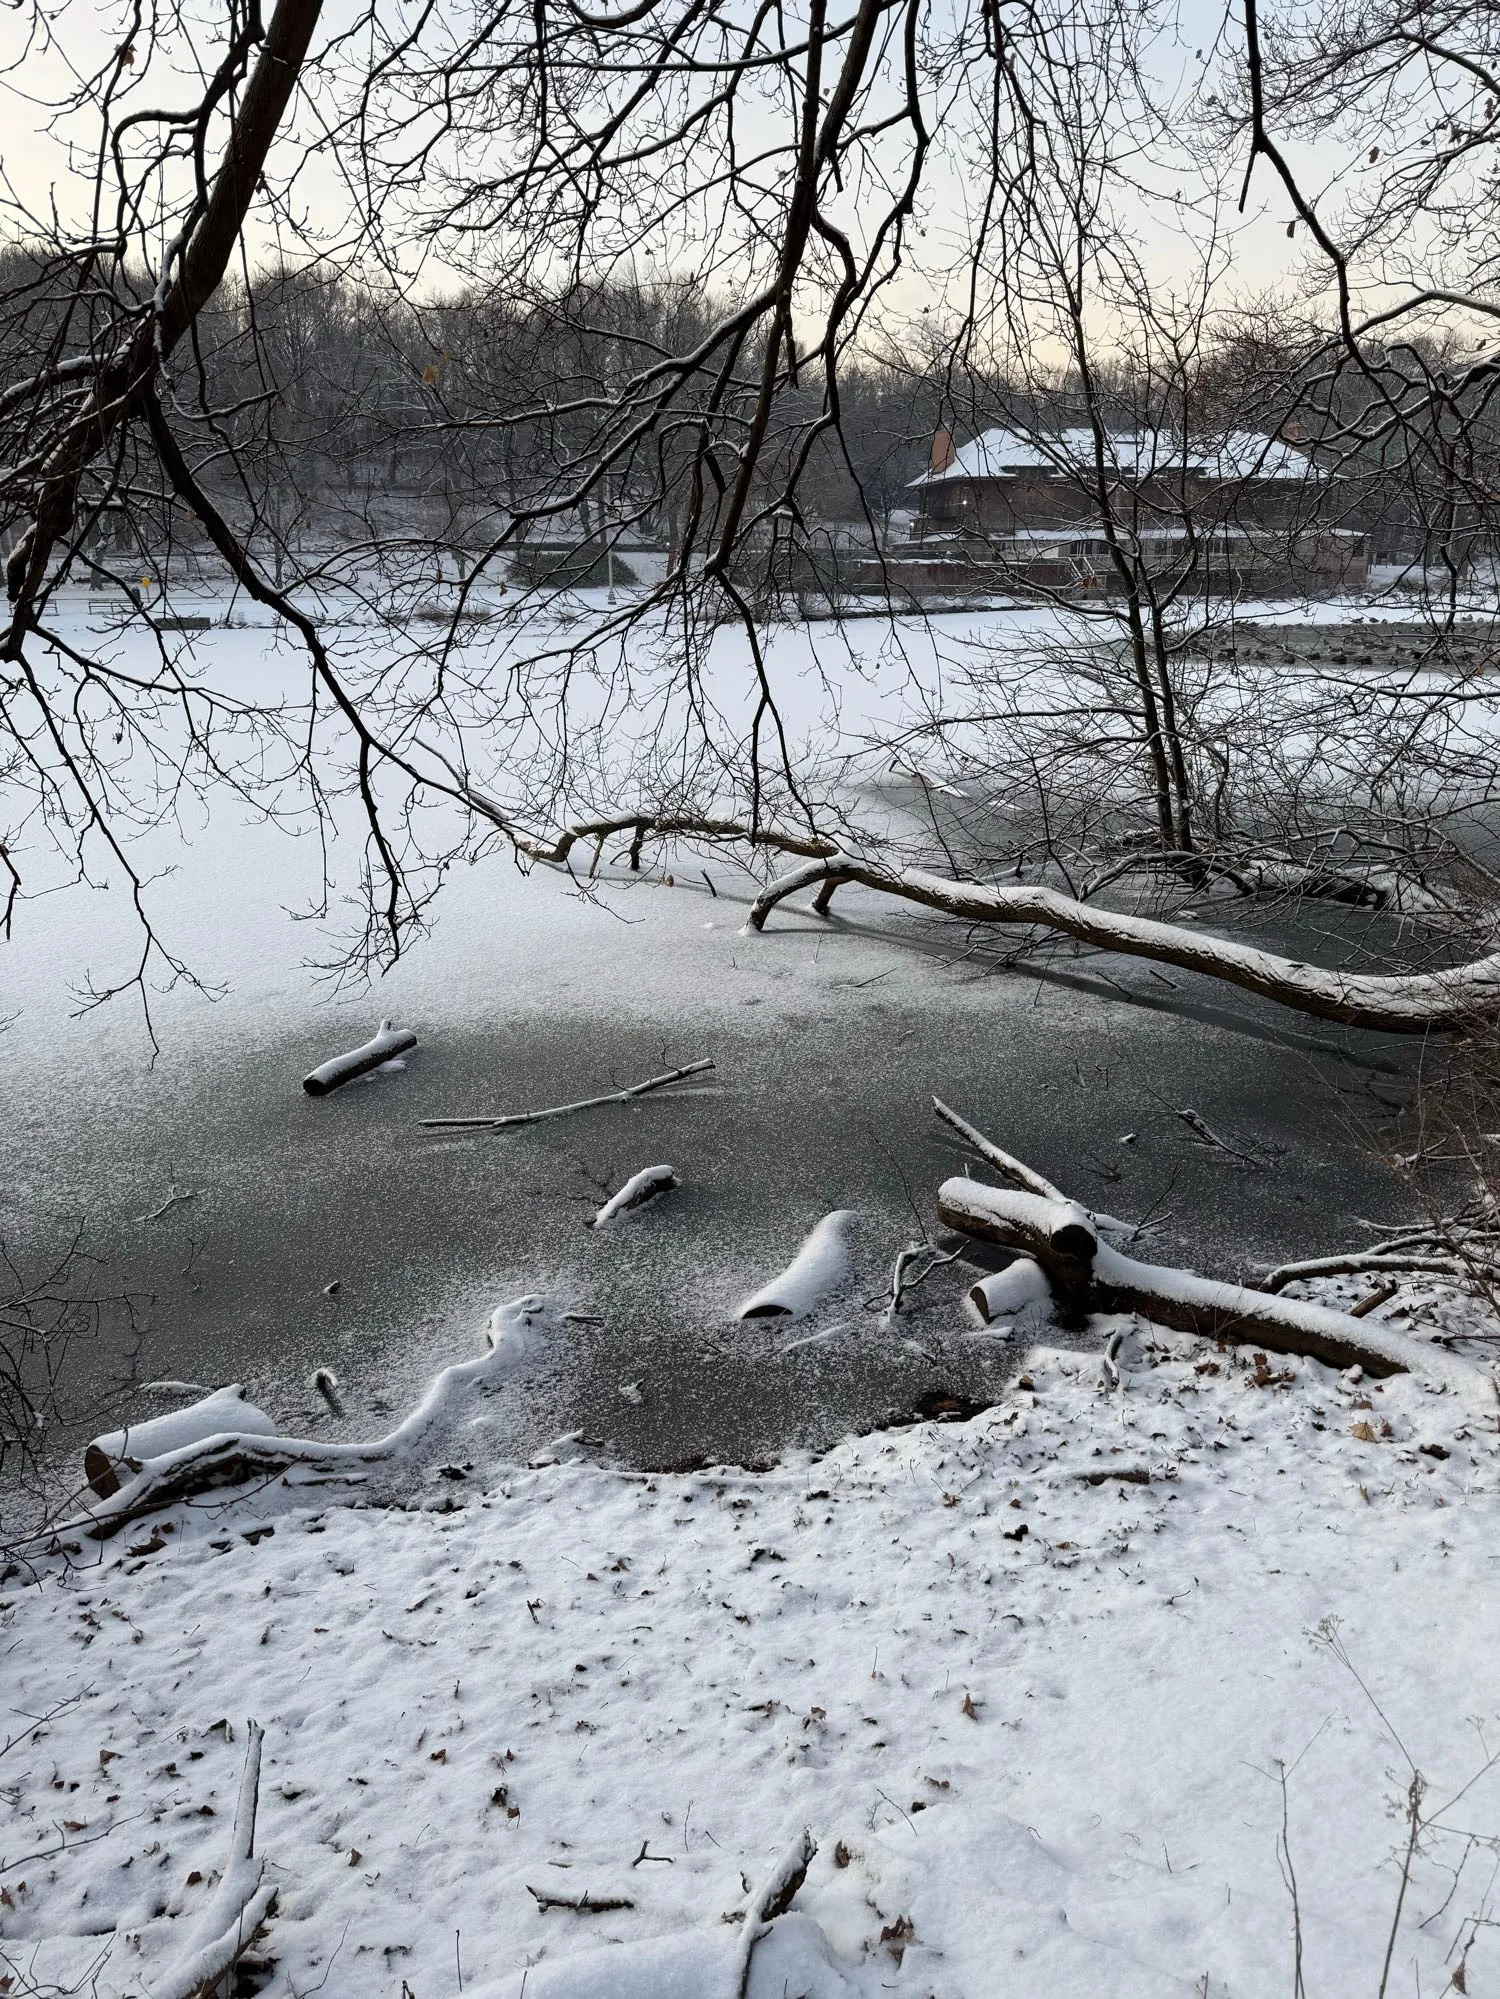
(905, 425, 1366, 592)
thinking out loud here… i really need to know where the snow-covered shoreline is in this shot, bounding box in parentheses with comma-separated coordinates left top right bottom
(3, 1324, 1496, 1998)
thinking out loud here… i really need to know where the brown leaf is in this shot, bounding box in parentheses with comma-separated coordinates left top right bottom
(960, 1692, 979, 1720)
(348, 1848, 362, 1867)
(429, 1748, 447, 1764)
(880, 1915, 916, 1964)
(1351, 1420, 1378, 1442)
(186, 1870, 202, 1886)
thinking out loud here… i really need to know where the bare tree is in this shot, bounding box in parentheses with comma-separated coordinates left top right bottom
(5, 0, 1500, 1037)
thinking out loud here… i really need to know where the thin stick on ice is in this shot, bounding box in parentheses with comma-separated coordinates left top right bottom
(421, 1057, 714, 1130)
(303, 1019, 417, 1096)
(738, 1213, 856, 1320)
(594, 1164, 679, 1225)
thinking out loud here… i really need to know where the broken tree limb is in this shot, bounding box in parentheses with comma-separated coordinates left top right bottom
(41, 1297, 558, 1546)
(593, 1164, 679, 1226)
(936, 1174, 1482, 1387)
(932, 1096, 1067, 1201)
(738, 1212, 856, 1320)
(734, 1831, 817, 1999)
(421, 1058, 713, 1130)
(746, 851, 1500, 1034)
(1260, 1251, 1466, 1292)
(936, 1179, 1098, 1324)
(85, 1385, 277, 1498)
(303, 1020, 416, 1096)
(149, 1721, 274, 1999)
(968, 1256, 1052, 1326)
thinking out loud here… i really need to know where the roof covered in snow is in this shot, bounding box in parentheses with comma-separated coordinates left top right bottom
(913, 426, 1318, 486)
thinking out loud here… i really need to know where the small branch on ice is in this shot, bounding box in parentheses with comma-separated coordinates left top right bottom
(932, 1096, 1066, 1202)
(303, 1020, 417, 1097)
(526, 1886, 636, 1914)
(313, 1368, 345, 1417)
(886, 1240, 966, 1315)
(1173, 1107, 1259, 1165)
(421, 1058, 713, 1131)
(594, 1165, 679, 1226)
(132, 1185, 196, 1224)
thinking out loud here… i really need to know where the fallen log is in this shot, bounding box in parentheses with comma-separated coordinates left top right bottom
(968, 1255, 1052, 1326)
(85, 1386, 277, 1497)
(738, 1212, 856, 1320)
(42, 1296, 558, 1546)
(935, 1172, 1482, 1388)
(303, 1019, 416, 1095)
(747, 851, 1500, 1034)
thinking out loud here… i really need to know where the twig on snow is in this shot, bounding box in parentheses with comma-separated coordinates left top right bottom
(138, 1721, 272, 1999)
(526, 1885, 636, 1913)
(733, 1830, 816, 1999)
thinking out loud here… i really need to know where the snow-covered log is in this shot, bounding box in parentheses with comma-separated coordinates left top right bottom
(738, 1213, 856, 1319)
(936, 1175, 1482, 1388)
(85, 1386, 277, 1497)
(49, 1297, 556, 1544)
(936, 1180, 1097, 1323)
(747, 852, 1500, 1034)
(968, 1255, 1053, 1327)
(148, 1721, 274, 1999)
(593, 1164, 679, 1225)
(303, 1019, 417, 1095)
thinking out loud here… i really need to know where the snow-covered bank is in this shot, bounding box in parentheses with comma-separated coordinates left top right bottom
(3, 1327, 1496, 1997)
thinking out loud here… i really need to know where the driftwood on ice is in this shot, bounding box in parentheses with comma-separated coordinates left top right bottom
(303, 1019, 417, 1095)
(936, 1173, 1482, 1389)
(738, 1213, 856, 1319)
(45, 1297, 557, 1545)
(85, 1385, 276, 1497)
(594, 1164, 679, 1225)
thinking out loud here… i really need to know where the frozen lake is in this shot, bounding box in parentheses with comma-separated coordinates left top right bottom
(0, 598, 1445, 1479)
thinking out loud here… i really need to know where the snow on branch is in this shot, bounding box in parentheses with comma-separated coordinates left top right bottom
(747, 852, 1500, 1034)
(147, 1721, 273, 1999)
(936, 1171, 1484, 1389)
(40, 1296, 559, 1546)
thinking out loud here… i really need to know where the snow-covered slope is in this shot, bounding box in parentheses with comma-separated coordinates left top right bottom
(2, 1325, 1495, 1997)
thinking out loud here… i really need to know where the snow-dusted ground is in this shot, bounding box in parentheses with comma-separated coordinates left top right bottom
(2, 1311, 1496, 1998)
